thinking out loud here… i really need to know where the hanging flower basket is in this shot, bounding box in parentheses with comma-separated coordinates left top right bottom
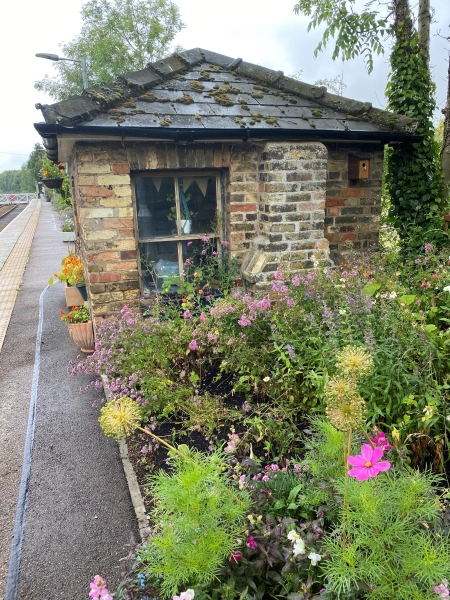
(42, 178, 64, 189)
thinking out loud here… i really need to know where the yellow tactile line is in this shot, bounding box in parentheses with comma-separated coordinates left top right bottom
(0, 200, 41, 353)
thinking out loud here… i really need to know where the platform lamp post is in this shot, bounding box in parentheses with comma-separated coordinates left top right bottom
(35, 53, 89, 89)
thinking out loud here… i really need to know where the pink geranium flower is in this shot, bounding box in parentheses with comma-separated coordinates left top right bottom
(347, 444, 391, 481)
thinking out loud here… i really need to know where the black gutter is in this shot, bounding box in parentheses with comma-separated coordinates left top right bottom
(34, 122, 421, 143)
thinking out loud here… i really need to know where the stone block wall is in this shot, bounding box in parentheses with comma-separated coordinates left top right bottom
(323, 143, 384, 263)
(71, 139, 375, 317)
(252, 142, 329, 284)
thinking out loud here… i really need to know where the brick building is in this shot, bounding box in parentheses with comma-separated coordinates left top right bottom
(34, 48, 418, 318)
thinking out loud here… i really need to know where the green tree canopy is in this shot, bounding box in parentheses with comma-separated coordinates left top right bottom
(34, 0, 184, 101)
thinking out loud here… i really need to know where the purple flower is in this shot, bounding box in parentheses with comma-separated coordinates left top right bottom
(246, 536, 258, 550)
(187, 241, 193, 246)
(202, 236, 210, 243)
(291, 275, 301, 286)
(221, 240, 229, 246)
(184, 258, 192, 266)
(238, 314, 252, 326)
(183, 310, 192, 319)
(189, 339, 199, 351)
(230, 551, 243, 563)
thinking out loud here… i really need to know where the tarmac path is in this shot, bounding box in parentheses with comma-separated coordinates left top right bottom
(0, 199, 139, 599)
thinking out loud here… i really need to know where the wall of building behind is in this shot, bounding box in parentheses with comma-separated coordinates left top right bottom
(70, 139, 381, 319)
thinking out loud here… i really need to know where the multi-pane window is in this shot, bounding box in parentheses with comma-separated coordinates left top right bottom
(133, 171, 221, 294)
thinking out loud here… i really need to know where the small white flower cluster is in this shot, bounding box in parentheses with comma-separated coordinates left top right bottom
(376, 291, 397, 299)
(443, 285, 450, 293)
(287, 530, 321, 565)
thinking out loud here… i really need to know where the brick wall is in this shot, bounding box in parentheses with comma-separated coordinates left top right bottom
(253, 142, 329, 285)
(71, 140, 337, 316)
(323, 143, 384, 263)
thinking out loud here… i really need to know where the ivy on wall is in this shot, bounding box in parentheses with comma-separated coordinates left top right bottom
(385, 31, 445, 252)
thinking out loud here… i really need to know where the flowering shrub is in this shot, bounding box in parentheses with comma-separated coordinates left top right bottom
(60, 305, 90, 324)
(49, 251, 85, 286)
(42, 156, 64, 179)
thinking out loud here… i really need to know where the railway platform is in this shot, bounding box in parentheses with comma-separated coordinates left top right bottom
(0, 197, 138, 599)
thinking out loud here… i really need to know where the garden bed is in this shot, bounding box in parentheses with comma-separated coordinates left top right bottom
(75, 242, 450, 600)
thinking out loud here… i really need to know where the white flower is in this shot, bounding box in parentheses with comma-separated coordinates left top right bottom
(174, 590, 195, 600)
(443, 285, 450, 292)
(263, 376, 270, 382)
(287, 530, 300, 541)
(423, 405, 433, 416)
(308, 552, 322, 566)
(292, 538, 306, 556)
(338, 309, 346, 315)
(388, 291, 397, 299)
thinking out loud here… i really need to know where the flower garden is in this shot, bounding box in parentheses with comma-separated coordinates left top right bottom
(75, 240, 450, 600)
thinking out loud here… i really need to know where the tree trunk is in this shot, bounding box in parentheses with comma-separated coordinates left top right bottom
(418, 0, 431, 67)
(441, 50, 450, 213)
(394, 0, 414, 41)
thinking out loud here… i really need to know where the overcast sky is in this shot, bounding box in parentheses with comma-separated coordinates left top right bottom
(1, 0, 448, 173)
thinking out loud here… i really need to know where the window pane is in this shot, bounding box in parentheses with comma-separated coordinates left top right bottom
(136, 176, 176, 238)
(140, 241, 179, 294)
(178, 176, 217, 235)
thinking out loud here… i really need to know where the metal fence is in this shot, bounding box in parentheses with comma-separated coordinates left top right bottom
(0, 193, 38, 205)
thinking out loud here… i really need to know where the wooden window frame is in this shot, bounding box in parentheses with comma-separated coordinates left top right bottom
(132, 170, 224, 293)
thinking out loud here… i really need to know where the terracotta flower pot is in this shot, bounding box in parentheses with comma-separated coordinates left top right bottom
(67, 321, 95, 353)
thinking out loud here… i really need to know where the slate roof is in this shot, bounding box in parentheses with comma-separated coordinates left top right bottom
(34, 47, 418, 147)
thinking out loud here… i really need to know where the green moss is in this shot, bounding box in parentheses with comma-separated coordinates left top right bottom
(264, 117, 278, 125)
(212, 65, 223, 72)
(199, 71, 211, 80)
(234, 116, 246, 128)
(190, 81, 205, 92)
(159, 117, 172, 127)
(288, 98, 298, 104)
(108, 108, 125, 117)
(250, 92, 264, 99)
(309, 121, 316, 128)
(311, 109, 323, 117)
(138, 92, 158, 102)
(176, 93, 194, 104)
(122, 100, 136, 108)
(211, 93, 234, 106)
(194, 114, 202, 121)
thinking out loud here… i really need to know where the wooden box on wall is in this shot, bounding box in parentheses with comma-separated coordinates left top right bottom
(348, 154, 371, 180)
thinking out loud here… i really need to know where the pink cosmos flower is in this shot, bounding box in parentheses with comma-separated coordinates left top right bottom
(347, 444, 391, 481)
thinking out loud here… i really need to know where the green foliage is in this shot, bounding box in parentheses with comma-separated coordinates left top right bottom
(26, 143, 46, 182)
(323, 471, 450, 599)
(34, 0, 184, 100)
(292, 0, 389, 73)
(0, 166, 34, 193)
(140, 448, 249, 598)
(385, 32, 445, 252)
